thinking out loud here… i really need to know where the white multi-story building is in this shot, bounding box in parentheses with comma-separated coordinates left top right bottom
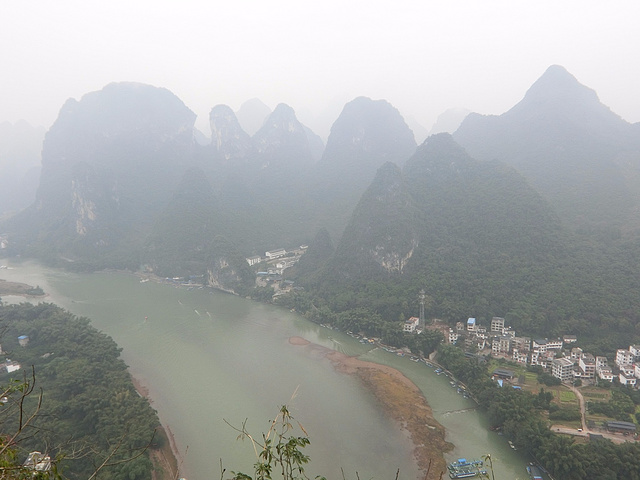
(595, 356, 609, 369)
(532, 339, 547, 353)
(547, 338, 564, 350)
(620, 365, 635, 377)
(265, 248, 286, 260)
(512, 348, 528, 365)
(619, 373, 637, 386)
(491, 317, 505, 333)
(630, 345, 640, 361)
(448, 328, 459, 344)
(570, 347, 583, 359)
(467, 318, 476, 332)
(596, 356, 613, 382)
(531, 337, 563, 353)
(403, 317, 419, 333)
(598, 367, 614, 382)
(552, 357, 575, 383)
(491, 336, 511, 355)
(502, 327, 516, 338)
(530, 351, 540, 365)
(578, 354, 596, 379)
(616, 349, 634, 367)
(476, 326, 488, 340)
(542, 351, 557, 369)
(246, 255, 262, 266)
(512, 336, 531, 352)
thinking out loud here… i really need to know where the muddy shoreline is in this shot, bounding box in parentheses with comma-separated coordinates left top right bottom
(289, 336, 452, 480)
(131, 376, 182, 480)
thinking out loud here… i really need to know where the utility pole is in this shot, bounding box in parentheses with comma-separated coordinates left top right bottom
(419, 289, 426, 328)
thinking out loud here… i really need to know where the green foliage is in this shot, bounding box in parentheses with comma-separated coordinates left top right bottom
(25, 286, 44, 296)
(292, 134, 640, 357)
(0, 368, 62, 480)
(588, 390, 637, 421)
(438, 342, 640, 480)
(534, 389, 553, 410)
(0, 303, 160, 480)
(251, 286, 275, 302)
(223, 405, 325, 480)
(548, 406, 581, 422)
(538, 373, 561, 386)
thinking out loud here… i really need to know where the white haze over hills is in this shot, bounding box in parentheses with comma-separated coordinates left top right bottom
(1, 0, 638, 214)
(235, 99, 272, 137)
(1, 1, 639, 138)
(0, 121, 45, 217)
(429, 108, 472, 137)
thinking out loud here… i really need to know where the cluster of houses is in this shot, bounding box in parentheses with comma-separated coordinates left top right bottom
(246, 245, 308, 276)
(437, 316, 640, 386)
(0, 336, 28, 374)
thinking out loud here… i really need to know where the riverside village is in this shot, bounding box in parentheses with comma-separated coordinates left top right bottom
(247, 246, 640, 444)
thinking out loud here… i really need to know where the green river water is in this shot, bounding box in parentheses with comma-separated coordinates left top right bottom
(0, 260, 530, 479)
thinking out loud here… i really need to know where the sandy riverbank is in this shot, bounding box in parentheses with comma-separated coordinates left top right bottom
(289, 336, 453, 480)
(130, 375, 182, 480)
(0, 278, 47, 297)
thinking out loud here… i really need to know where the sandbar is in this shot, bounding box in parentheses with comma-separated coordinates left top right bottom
(289, 336, 452, 480)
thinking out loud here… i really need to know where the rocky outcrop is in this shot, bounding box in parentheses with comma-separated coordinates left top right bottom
(209, 104, 252, 161)
(252, 103, 318, 170)
(371, 238, 418, 274)
(330, 162, 420, 278)
(8, 82, 197, 261)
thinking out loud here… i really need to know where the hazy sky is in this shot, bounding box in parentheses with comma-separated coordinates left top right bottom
(2, 0, 639, 138)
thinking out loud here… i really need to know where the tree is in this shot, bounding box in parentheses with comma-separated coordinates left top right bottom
(0, 368, 57, 480)
(222, 405, 325, 480)
(0, 303, 161, 480)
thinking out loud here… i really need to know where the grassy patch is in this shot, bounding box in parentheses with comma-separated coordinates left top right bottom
(560, 391, 577, 403)
(580, 387, 611, 402)
(582, 392, 608, 399)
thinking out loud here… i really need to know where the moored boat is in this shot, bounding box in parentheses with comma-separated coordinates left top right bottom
(448, 458, 486, 479)
(527, 464, 543, 480)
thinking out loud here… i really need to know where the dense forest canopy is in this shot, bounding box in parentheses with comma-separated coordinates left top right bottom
(0, 303, 161, 480)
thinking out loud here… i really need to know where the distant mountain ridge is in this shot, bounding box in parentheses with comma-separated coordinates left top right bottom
(5, 82, 197, 267)
(454, 65, 640, 236)
(5, 83, 410, 281)
(310, 133, 567, 323)
(305, 97, 417, 240)
(5, 65, 640, 323)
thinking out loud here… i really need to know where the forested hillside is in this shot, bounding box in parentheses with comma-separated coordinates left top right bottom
(454, 65, 640, 237)
(0, 303, 162, 480)
(3, 66, 640, 352)
(293, 134, 640, 350)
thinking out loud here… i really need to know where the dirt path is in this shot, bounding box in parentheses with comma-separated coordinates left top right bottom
(567, 384, 588, 432)
(289, 336, 453, 480)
